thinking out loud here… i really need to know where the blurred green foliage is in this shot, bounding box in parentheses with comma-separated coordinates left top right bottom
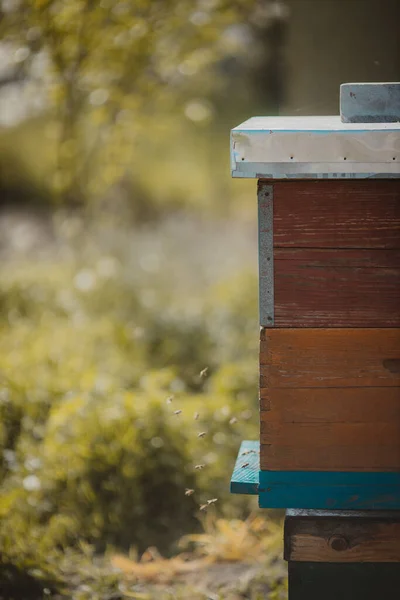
(0, 2, 288, 596)
(0, 215, 260, 596)
(0, 0, 271, 205)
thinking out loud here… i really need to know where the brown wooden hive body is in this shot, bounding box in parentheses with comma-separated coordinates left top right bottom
(259, 179, 400, 472)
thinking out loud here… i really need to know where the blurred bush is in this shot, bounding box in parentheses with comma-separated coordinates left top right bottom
(0, 217, 259, 571)
(0, 4, 288, 596)
(1, 391, 198, 554)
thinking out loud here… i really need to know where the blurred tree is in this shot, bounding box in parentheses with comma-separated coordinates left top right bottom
(0, 0, 286, 204)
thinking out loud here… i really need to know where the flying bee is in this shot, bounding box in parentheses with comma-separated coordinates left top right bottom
(166, 396, 174, 404)
(199, 504, 208, 511)
(185, 489, 195, 496)
(173, 410, 182, 416)
(195, 464, 205, 470)
(229, 417, 238, 425)
(197, 431, 207, 438)
(241, 462, 250, 469)
(199, 367, 208, 378)
(207, 498, 218, 505)
(194, 412, 200, 420)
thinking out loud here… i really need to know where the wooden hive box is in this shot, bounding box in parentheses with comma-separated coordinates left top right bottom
(230, 83, 400, 510)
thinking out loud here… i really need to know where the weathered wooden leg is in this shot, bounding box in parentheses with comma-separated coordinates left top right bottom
(284, 509, 400, 600)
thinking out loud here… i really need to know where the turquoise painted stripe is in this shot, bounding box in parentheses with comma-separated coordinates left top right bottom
(259, 470, 400, 510)
(258, 484, 400, 510)
(230, 441, 400, 509)
(259, 471, 400, 486)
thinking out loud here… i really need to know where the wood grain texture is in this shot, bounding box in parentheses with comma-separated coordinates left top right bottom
(260, 443, 400, 471)
(273, 248, 400, 327)
(284, 510, 400, 562)
(268, 180, 400, 249)
(260, 422, 400, 447)
(260, 388, 400, 422)
(340, 82, 400, 124)
(260, 329, 400, 471)
(287, 529, 400, 562)
(260, 328, 400, 388)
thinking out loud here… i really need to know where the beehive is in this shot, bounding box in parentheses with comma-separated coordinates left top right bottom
(230, 83, 400, 510)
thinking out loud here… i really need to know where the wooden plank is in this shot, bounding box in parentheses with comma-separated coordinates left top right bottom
(284, 509, 400, 562)
(267, 180, 400, 249)
(273, 248, 400, 328)
(260, 328, 400, 388)
(274, 247, 400, 268)
(340, 82, 400, 124)
(230, 440, 259, 496)
(260, 329, 400, 470)
(260, 444, 400, 471)
(258, 183, 274, 326)
(260, 388, 400, 422)
(288, 562, 400, 600)
(258, 471, 400, 509)
(261, 422, 400, 447)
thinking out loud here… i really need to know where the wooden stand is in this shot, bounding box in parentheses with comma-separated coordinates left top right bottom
(288, 562, 400, 600)
(285, 510, 400, 599)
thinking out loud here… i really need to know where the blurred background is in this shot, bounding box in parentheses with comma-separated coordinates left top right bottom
(0, 1, 399, 599)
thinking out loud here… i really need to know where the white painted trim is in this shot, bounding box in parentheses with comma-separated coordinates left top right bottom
(231, 116, 400, 179)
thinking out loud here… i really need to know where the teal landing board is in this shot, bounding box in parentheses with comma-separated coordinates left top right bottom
(230, 441, 400, 509)
(230, 440, 259, 495)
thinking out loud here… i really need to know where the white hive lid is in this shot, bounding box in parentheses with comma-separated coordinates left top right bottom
(231, 115, 400, 179)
